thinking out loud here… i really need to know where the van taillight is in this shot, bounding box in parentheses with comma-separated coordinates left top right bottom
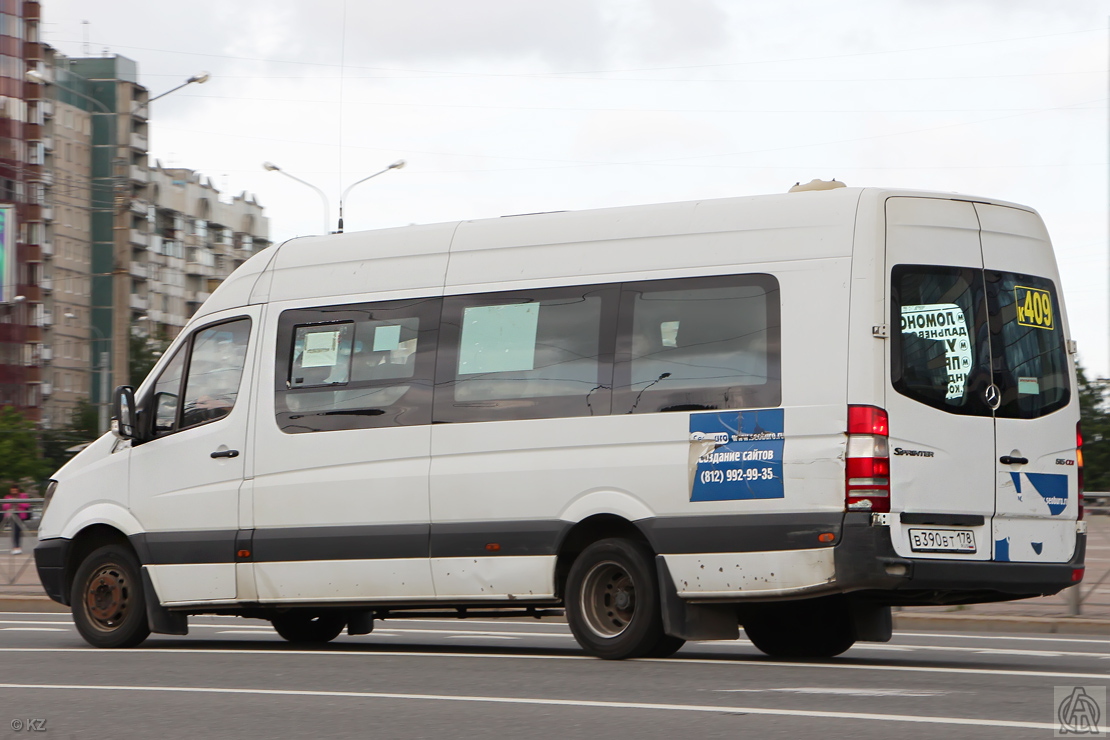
(846, 405, 890, 513)
(1077, 422, 1085, 520)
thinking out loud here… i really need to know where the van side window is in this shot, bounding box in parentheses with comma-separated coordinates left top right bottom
(613, 275, 781, 413)
(435, 285, 617, 423)
(986, 271, 1070, 419)
(151, 346, 186, 436)
(180, 319, 252, 428)
(275, 298, 439, 433)
(149, 317, 252, 437)
(891, 265, 991, 416)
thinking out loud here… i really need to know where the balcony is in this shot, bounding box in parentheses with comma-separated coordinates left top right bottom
(41, 100, 53, 119)
(40, 278, 51, 293)
(130, 100, 148, 120)
(130, 199, 148, 216)
(42, 135, 53, 151)
(185, 262, 216, 278)
(42, 205, 53, 222)
(24, 123, 42, 140)
(187, 290, 212, 304)
(129, 262, 148, 280)
(23, 244, 42, 263)
(129, 132, 148, 151)
(129, 228, 148, 248)
(40, 240, 53, 257)
(129, 294, 149, 312)
(41, 347, 52, 363)
(19, 285, 41, 302)
(128, 165, 148, 183)
(40, 383, 52, 397)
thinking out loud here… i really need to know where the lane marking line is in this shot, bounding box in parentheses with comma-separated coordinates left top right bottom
(0, 682, 1056, 729)
(0, 628, 66, 632)
(0, 647, 1108, 681)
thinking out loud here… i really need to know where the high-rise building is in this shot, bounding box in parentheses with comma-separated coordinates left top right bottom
(0, 0, 42, 418)
(7, 42, 271, 430)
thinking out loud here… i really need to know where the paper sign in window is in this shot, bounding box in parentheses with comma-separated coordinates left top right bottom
(373, 324, 402, 351)
(302, 330, 341, 367)
(900, 303, 972, 400)
(458, 303, 540, 374)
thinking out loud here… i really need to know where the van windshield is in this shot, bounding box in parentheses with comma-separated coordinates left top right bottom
(986, 271, 1070, 419)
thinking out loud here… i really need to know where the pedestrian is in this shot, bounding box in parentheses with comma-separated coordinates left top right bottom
(2, 483, 31, 555)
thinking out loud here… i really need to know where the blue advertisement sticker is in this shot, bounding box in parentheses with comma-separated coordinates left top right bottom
(1009, 471, 1068, 516)
(690, 409, 784, 502)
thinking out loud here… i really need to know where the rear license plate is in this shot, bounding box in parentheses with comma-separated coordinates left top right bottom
(908, 528, 976, 554)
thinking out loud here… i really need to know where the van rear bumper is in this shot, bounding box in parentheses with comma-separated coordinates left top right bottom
(835, 513, 1085, 605)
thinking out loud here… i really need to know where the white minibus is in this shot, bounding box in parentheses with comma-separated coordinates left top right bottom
(34, 183, 1085, 659)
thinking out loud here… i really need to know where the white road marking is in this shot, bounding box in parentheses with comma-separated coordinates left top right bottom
(0, 682, 1056, 730)
(0, 628, 65, 632)
(718, 688, 950, 697)
(0, 647, 1108, 681)
(444, 635, 519, 640)
(898, 632, 1110, 646)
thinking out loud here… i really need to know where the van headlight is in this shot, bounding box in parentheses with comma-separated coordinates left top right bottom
(42, 480, 58, 515)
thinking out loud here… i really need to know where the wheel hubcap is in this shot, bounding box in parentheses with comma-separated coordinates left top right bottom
(580, 560, 636, 638)
(83, 564, 131, 631)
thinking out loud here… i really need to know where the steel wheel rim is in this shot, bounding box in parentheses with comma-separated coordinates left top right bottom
(580, 559, 636, 639)
(83, 563, 132, 632)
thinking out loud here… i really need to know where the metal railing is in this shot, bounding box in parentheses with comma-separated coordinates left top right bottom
(1, 498, 44, 587)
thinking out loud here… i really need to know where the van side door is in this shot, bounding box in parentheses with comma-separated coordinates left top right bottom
(129, 308, 260, 604)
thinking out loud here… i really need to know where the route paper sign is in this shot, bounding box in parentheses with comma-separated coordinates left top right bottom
(689, 409, 784, 502)
(900, 303, 972, 400)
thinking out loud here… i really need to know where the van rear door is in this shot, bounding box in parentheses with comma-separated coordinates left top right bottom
(884, 197, 995, 561)
(975, 203, 1077, 563)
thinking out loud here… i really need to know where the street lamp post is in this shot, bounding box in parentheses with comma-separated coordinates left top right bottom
(337, 160, 405, 233)
(262, 162, 331, 234)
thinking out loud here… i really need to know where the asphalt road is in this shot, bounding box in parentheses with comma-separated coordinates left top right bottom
(0, 612, 1107, 739)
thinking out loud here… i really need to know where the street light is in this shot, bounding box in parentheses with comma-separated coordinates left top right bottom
(337, 160, 405, 233)
(263, 162, 330, 234)
(142, 72, 209, 111)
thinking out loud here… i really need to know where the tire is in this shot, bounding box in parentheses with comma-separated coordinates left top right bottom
(565, 538, 666, 660)
(644, 633, 686, 659)
(743, 598, 856, 658)
(271, 611, 347, 644)
(70, 544, 151, 649)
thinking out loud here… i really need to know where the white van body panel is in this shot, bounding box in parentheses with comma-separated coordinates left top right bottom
(664, 548, 836, 597)
(39, 434, 132, 540)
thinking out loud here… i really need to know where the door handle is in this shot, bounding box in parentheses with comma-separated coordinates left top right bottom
(211, 449, 240, 459)
(999, 455, 1028, 466)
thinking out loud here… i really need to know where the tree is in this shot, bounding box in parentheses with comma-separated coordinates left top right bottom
(40, 400, 101, 475)
(1078, 364, 1110, 491)
(0, 405, 47, 489)
(130, 330, 169, 388)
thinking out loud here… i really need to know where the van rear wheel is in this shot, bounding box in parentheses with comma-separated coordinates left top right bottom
(565, 538, 666, 660)
(743, 598, 855, 658)
(70, 544, 151, 649)
(271, 611, 347, 644)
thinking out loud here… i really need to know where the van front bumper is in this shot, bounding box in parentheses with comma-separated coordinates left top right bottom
(834, 513, 1086, 605)
(33, 538, 71, 605)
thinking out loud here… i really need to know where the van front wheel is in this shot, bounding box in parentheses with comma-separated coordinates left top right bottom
(71, 545, 151, 649)
(565, 538, 665, 660)
(271, 611, 347, 644)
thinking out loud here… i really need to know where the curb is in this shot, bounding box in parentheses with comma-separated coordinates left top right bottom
(0, 595, 67, 613)
(894, 613, 1110, 635)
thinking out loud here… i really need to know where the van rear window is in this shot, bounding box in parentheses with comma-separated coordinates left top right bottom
(986, 271, 1070, 419)
(891, 266, 992, 417)
(892, 265, 1070, 419)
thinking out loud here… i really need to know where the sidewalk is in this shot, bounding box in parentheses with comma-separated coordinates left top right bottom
(5, 519, 1110, 631)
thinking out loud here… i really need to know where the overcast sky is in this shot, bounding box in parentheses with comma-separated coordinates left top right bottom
(41, 1, 1110, 374)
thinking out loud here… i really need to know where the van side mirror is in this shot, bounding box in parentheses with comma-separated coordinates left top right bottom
(111, 385, 139, 440)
